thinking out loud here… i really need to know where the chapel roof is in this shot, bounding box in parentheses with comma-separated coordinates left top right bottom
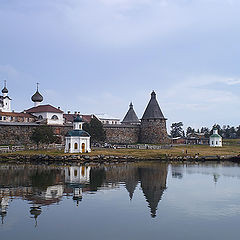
(66, 130, 90, 137)
(141, 91, 165, 120)
(25, 104, 63, 114)
(121, 102, 140, 124)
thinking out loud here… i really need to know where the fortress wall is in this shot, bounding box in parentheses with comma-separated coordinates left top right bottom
(104, 125, 140, 144)
(0, 124, 71, 146)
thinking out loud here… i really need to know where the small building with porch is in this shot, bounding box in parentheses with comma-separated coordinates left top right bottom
(65, 115, 91, 153)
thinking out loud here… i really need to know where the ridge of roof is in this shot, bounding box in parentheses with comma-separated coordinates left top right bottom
(26, 104, 63, 113)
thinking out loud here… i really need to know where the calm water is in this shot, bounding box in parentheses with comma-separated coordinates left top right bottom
(1, 162, 240, 240)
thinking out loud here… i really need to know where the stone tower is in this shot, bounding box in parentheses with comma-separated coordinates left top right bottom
(140, 91, 169, 144)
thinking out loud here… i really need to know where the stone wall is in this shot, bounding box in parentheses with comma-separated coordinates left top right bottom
(0, 124, 72, 146)
(140, 119, 170, 144)
(104, 124, 140, 144)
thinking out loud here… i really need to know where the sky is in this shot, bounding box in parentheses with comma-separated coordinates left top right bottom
(0, 0, 240, 131)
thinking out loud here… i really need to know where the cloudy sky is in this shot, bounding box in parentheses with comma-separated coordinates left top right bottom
(0, 0, 239, 130)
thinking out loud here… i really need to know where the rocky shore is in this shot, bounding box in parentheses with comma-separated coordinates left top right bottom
(0, 153, 240, 165)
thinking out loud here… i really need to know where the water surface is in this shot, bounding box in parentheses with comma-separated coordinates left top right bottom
(1, 162, 240, 240)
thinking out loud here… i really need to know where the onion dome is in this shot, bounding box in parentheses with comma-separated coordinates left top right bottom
(2, 87, 8, 94)
(31, 84, 43, 103)
(73, 115, 83, 122)
(2, 80, 8, 94)
(31, 91, 43, 102)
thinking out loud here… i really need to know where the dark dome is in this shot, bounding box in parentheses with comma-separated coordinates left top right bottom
(2, 87, 8, 94)
(66, 130, 90, 137)
(73, 115, 83, 122)
(31, 91, 43, 102)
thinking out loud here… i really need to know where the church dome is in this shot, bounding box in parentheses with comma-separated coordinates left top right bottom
(31, 90, 43, 103)
(73, 115, 83, 123)
(2, 87, 8, 94)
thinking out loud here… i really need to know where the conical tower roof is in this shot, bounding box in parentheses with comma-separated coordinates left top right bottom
(122, 102, 140, 124)
(142, 91, 165, 120)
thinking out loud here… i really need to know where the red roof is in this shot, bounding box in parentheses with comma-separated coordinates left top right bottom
(26, 104, 63, 114)
(63, 114, 94, 123)
(0, 112, 36, 118)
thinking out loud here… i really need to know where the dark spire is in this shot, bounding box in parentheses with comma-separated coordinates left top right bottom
(121, 102, 140, 124)
(141, 91, 165, 120)
(2, 80, 8, 94)
(31, 83, 43, 103)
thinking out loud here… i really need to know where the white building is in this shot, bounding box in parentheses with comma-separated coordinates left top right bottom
(96, 113, 120, 125)
(210, 127, 222, 147)
(0, 81, 11, 112)
(25, 85, 64, 125)
(65, 115, 91, 153)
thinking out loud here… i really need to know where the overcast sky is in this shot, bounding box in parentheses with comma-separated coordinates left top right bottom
(0, 0, 239, 130)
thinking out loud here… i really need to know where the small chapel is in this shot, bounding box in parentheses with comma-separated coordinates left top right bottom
(65, 115, 91, 153)
(210, 127, 222, 147)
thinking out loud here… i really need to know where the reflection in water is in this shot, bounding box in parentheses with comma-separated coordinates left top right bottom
(1, 162, 240, 240)
(0, 163, 168, 225)
(138, 164, 168, 218)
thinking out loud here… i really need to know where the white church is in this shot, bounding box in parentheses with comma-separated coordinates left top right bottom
(25, 84, 64, 125)
(65, 115, 91, 153)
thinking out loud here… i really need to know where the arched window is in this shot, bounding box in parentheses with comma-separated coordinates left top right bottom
(51, 115, 59, 120)
(82, 143, 85, 153)
(38, 115, 43, 120)
(74, 143, 78, 150)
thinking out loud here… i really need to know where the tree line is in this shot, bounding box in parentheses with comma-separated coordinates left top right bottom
(170, 122, 240, 139)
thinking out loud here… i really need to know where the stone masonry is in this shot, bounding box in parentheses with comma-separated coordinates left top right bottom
(0, 124, 71, 146)
(104, 125, 140, 144)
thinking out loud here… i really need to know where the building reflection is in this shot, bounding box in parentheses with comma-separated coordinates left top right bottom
(0, 163, 169, 225)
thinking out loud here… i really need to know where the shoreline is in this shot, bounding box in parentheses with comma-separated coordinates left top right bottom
(1, 153, 240, 165)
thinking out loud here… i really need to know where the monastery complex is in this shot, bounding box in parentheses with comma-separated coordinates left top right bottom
(0, 81, 170, 146)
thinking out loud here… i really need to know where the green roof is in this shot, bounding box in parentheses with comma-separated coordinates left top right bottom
(66, 130, 90, 137)
(210, 134, 221, 138)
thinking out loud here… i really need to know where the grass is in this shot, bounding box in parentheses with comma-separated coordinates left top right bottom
(0, 139, 240, 159)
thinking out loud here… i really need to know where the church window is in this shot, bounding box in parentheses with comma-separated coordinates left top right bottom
(69, 143, 71, 150)
(51, 115, 59, 120)
(74, 169, 78, 177)
(0, 116, 2, 120)
(38, 115, 43, 120)
(216, 141, 218, 145)
(74, 143, 78, 150)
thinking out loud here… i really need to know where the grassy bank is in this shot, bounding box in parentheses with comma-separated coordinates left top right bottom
(1, 139, 240, 159)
